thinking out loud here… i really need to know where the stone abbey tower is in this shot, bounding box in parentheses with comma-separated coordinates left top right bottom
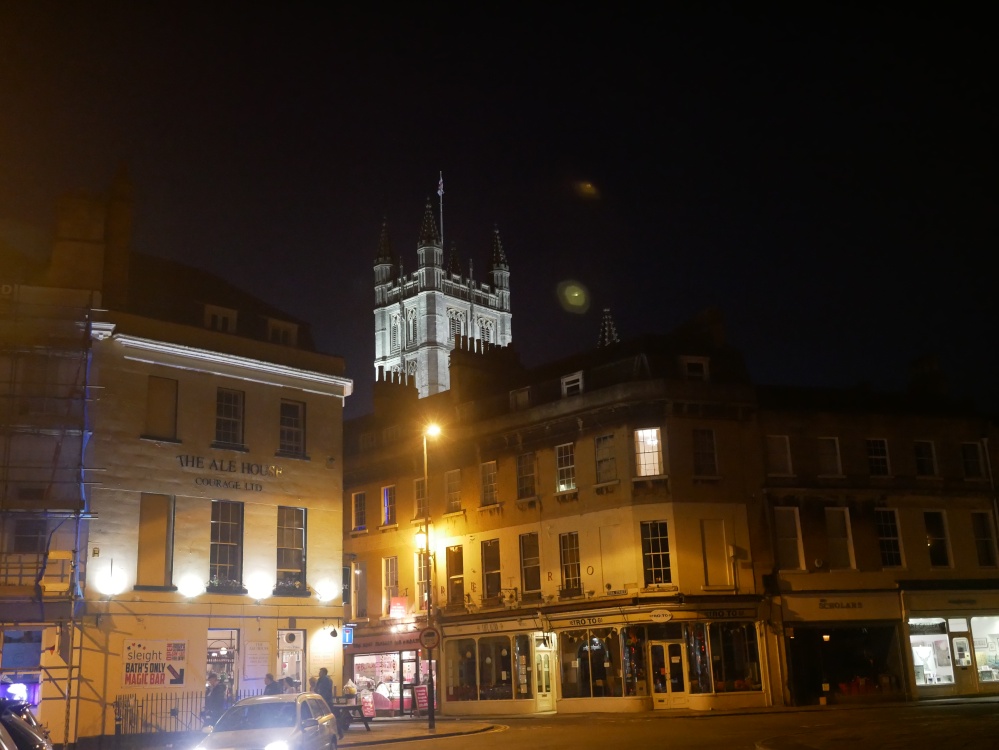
(373, 199, 512, 397)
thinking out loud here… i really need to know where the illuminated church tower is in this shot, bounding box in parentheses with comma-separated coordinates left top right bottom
(373, 199, 512, 397)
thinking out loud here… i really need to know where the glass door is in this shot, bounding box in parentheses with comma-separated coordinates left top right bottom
(535, 639, 553, 712)
(649, 641, 689, 709)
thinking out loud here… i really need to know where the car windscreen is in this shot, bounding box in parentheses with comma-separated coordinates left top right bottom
(214, 702, 297, 731)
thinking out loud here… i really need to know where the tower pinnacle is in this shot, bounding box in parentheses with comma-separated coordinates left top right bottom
(597, 307, 620, 347)
(418, 199, 441, 247)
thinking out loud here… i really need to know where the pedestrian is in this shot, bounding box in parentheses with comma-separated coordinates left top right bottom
(263, 673, 282, 695)
(315, 667, 334, 709)
(203, 673, 227, 725)
(308, 675, 318, 693)
(283, 676, 298, 694)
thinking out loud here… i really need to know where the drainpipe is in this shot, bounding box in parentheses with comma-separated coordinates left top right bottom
(984, 438, 998, 544)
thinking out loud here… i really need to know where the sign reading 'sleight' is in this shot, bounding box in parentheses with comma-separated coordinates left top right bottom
(122, 640, 187, 687)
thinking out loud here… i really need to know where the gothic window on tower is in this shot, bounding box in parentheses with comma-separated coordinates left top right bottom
(480, 319, 494, 343)
(391, 315, 401, 352)
(448, 310, 464, 341)
(408, 310, 418, 344)
(407, 360, 417, 377)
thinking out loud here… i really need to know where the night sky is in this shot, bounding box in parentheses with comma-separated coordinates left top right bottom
(1, 4, 994, 418)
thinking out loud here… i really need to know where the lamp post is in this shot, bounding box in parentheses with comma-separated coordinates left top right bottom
(422, 423, 440, 730)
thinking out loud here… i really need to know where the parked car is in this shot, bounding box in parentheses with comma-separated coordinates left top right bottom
(194, 693, 337, 750)
(0, 723, 18, 750)
(0, 701, 47, 740)
(0, 713, 52, 750)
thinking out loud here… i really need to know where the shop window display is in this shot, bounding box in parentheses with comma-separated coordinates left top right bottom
(686, 622, 711, 694)
(971, 616, 999, 682)
(622, 627, 647, 696)
(350, 651, 424, 712)
(559, 628, 623, 697)
(478, 636, 512, 700)
(909, 618, 954, 685)
(441, 634, 535, 701)
(444, 638, 478, 701)
(513, 634, 533, 699)
(709, 623, 762, 691)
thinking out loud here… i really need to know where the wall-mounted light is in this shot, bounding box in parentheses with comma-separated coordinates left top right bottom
(313, 579, 338, 603)
(177, 574, 205, 599)
(95, 562, 127, 597)
(822, 634, 831, 642)
(245, 572, 274, 601)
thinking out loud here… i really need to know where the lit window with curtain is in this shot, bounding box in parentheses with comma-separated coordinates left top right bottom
(634, 428, 663, 477)
(556, 443, 576, 492)
(382, 485, 396, 526)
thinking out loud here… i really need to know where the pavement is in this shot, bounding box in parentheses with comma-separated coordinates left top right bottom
(338, 716, 497, 747)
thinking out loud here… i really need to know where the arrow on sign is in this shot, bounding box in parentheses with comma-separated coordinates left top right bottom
(168, 666, 185, 685)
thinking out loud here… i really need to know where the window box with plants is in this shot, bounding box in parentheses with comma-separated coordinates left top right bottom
(273, 578, 312, 597)
(206, 577, 247, 595)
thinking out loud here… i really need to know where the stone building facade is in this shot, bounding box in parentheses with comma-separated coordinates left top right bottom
(0, 172, 352, 746)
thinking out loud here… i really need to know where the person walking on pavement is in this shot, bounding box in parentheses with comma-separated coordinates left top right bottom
(315, 667, 334, 708)
(263, 673, 282, 695)
(314, 667, 343, 739)
(203, 673, 227, 725)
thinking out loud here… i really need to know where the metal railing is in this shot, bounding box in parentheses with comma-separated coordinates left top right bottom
(113, 689, 262, 734)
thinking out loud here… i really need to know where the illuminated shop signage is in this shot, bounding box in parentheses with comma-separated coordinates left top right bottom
(176, 455, 283, 492)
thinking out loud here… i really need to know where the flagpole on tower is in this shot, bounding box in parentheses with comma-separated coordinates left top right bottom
(437, 172, 444, 249)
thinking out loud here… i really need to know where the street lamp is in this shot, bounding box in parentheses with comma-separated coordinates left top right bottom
(422, 423, 440, 730)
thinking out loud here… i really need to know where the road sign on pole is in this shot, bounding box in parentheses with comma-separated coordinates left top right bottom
(419, 628, 440, 650)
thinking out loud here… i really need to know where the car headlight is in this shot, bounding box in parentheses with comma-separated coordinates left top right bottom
(264, 742, 289, 750)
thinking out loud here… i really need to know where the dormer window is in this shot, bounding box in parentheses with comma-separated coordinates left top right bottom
(561, 371, 584, 397)
(205, 305, 237, 333)
(680, 356, 709, 381)
(510, 387, 530, 411)
(267, 319, 298, 347)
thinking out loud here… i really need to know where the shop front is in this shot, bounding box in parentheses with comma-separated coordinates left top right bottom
(440, 617, 552, 716)
(551, 603, 768, 713)
(343, 628, 433, 715)
(781, 591, 905, 706)
(902, 586, 999, 699)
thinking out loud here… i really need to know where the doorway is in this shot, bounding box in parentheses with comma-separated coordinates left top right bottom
(277, 629, 306, 690)
(535, 637, 554, 712)
(649, 641, 689, 709)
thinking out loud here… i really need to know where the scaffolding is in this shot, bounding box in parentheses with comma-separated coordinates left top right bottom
(1, 282, 97, 747)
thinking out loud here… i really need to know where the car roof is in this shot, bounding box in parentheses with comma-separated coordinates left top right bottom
(233, 692, 325, 706)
